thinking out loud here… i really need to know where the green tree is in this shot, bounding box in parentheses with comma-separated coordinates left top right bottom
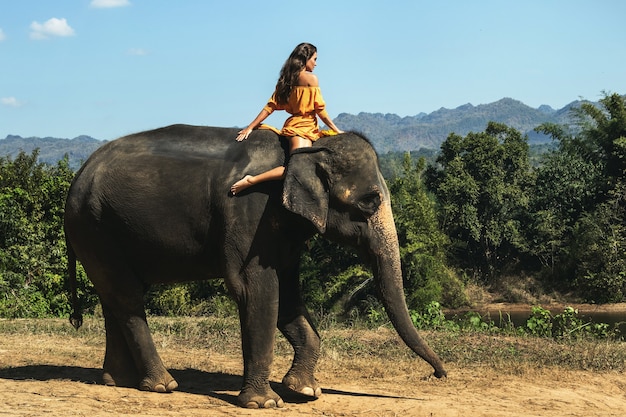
(574, 93, 626, 186)
(388, 153, 466, 308)
(529, 123, 602, 277)
(569, 94, 626, 301)
(0, 150, 93, 317)
(570, 191, 626, 302)
(426, 122, 534, 280)
(532, 93, 626, 301)
(532, 94, 626, 302)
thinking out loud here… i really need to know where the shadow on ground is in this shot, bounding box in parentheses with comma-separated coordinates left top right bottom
(0, 365, 421, 406)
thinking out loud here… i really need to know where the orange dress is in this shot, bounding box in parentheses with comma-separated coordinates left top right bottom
(261, 86, 331, 141)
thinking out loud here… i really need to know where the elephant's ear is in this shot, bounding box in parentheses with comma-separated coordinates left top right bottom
(282, 147, 331, 233)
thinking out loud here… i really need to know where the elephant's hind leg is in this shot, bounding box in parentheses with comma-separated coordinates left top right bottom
(101, 302, 140, 387)
(101, 298, 178, 393)
(85, 249, 178, 393)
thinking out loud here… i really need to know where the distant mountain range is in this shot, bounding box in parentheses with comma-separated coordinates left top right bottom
(334, 97, 586, 153)
(0, 134, 104, 169)
(0, 97, 593, 166)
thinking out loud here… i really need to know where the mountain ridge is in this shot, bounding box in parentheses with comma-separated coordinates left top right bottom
(334, 97, 587, 152)
(1, 97, 593, 164)
(0, 134, 104, 169)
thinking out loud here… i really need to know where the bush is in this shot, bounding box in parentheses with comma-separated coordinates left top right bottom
(144, 281, 237, 318)
(524, 306, 616, 340)
(525, 306, 553, 337)
(0, 151, 82, 318)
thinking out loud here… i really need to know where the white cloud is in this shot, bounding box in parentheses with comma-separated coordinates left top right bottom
(0, 28, 6, 41)
(30, 18, 75, 40)
(1, 97, 24, 108)
(127, 48, 149, 56)
(90, 0, 131, 8)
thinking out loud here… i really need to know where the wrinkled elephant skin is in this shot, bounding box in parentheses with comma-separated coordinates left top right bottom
(64, 124, 446, 409)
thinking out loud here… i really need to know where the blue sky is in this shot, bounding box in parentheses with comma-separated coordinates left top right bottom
(1, 0, 624, 140)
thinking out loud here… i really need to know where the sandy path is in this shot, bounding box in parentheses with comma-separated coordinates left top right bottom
(1, 366, 625, 416)
(1, 326, 625, 416)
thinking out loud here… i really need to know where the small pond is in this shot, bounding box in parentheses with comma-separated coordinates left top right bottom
(445, 304, 626, 336)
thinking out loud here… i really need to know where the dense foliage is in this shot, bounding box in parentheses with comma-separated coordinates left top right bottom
(0, 151, 95, 317)
(425, 93, 626, 302)
(530, 93, 626, 302)
(425, 122, 535, 279)
(0, 92, 624, 319)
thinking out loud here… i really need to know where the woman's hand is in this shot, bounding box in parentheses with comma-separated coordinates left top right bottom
(236, 127, 253, 141)
(235, 109, 271, 141)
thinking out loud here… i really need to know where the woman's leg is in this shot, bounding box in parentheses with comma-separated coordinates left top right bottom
(231, 136, 312, 195)
(230, 167, 285, 195)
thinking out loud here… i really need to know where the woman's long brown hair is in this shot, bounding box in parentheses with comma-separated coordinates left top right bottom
(274, 43, 317, 105)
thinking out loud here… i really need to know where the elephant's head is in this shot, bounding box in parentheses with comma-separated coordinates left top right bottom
(283, 132, 447, 378)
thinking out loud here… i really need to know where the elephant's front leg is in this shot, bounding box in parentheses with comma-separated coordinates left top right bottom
(278, 268, 322, 399)
(233, 271, 284, 409)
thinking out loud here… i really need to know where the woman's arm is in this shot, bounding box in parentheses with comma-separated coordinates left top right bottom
(236, 108, 271, 141)
(319, 113, 343, 134)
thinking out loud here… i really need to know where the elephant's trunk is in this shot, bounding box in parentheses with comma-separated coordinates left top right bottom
(367, 196, 447, 378)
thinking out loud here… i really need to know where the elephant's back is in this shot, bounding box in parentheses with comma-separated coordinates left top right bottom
(79, 124, 284, 169)
(66, 124, 286, 210)
(84, 124, 236, 164)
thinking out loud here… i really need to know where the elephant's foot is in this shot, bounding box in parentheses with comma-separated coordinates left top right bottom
(238, 386, 285, 409)
(102, 369, 139, 388)
(103, 366, 178, 393)
(282, 372, 322, 398)
(138, 370, 179, 393)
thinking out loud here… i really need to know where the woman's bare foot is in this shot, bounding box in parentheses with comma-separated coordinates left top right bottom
(231, 175, 255, 195)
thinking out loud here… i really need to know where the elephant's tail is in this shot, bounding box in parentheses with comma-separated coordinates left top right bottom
(67, 240, 83, 330)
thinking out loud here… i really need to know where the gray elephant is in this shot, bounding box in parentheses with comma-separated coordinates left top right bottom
(64, 124, 446, 409)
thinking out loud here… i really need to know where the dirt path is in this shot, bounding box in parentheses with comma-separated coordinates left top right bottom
(1, 327, 625, 416)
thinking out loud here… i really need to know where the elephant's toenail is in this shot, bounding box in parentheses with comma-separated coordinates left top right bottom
(263, 399, 277, 408)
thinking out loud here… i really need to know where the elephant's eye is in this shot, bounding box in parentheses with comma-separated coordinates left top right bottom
(356, 191, 381, 216)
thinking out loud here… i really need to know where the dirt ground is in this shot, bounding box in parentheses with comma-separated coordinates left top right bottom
(1, 321, 625, 417)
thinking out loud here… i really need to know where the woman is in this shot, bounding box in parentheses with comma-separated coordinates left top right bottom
(230, 42, 343, 195)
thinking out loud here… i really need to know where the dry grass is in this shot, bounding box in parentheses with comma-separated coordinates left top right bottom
(2, 316, 623, 374)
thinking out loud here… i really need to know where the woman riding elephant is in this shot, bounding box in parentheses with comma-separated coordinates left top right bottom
(230, 42, 343, 195)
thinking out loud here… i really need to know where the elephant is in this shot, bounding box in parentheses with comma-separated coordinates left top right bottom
(64, 124, 447, 409)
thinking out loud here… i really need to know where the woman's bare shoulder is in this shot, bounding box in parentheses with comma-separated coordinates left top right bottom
(297, 71, 319, 87)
